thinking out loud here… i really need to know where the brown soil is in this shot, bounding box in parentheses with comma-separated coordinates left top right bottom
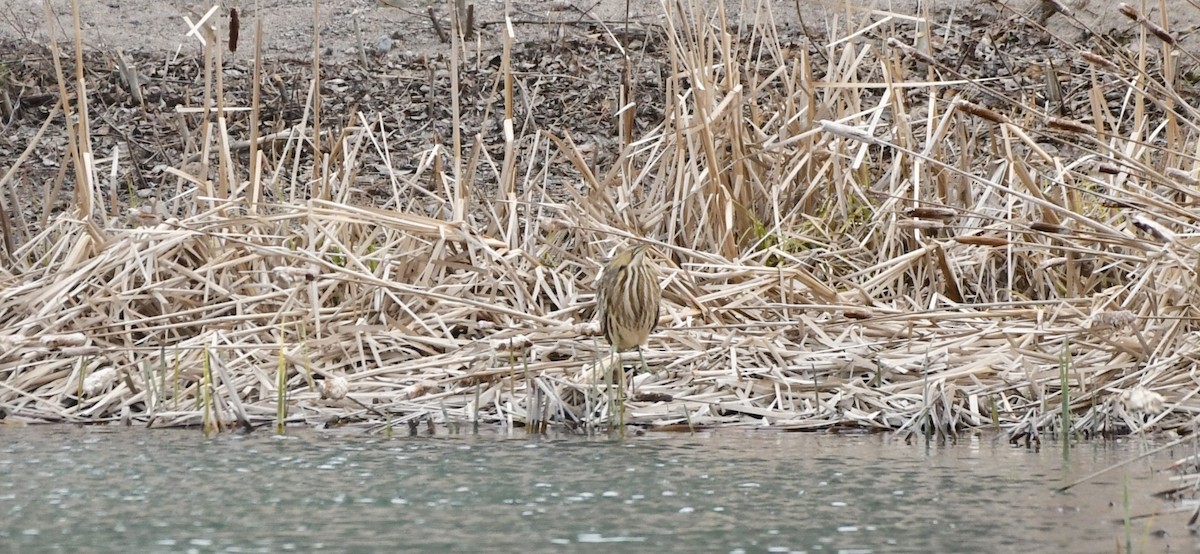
(4, 1, 1196, 62)
(0, 3, 683, 220)
(3, 0, 1193, 224)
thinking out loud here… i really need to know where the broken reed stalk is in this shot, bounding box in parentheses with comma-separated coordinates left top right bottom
(311, 0, 323, 194)
(498, 16, 516, 236)
(276, 332, 287, 434)
(248, 18, 264, 213)
(0, 104, 60, 256)
(1060, 339, 1071, 453)
(68, 0, 95, 217)
(41, 0, 89, 218)
(448, 0, 465, 221)
(202, 343, 216, 437)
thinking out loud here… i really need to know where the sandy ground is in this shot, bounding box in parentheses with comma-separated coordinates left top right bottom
(3, 0, 1199, 62)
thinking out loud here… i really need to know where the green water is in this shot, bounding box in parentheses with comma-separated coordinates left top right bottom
(0, 426, 1186, 553)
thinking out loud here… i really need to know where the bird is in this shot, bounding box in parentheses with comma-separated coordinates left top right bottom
(596, 243, 661, 377)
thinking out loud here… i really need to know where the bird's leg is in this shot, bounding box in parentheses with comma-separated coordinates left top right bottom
(614, 346, 626, 434)
(632, 346, 650, 397)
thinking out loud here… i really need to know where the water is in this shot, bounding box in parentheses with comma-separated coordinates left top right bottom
(0, 426, 1188, 553)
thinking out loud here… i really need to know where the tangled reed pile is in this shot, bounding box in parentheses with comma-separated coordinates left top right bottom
(1, 1, 1198, 438)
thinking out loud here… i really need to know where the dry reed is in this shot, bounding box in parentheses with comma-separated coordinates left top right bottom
(1, 1, 1199, 440)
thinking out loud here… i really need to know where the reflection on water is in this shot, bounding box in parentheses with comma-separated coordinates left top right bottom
(0, 426, 1187, 553)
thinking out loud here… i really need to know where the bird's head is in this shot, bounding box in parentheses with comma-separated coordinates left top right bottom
(613, 243, 652, 268)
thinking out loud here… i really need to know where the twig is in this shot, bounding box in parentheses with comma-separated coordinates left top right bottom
(429, 7, 447, 43)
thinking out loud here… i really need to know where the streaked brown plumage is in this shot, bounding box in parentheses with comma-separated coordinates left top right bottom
(597, 244, 661, 354)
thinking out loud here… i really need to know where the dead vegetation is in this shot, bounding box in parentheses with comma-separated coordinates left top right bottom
(1, 1, 1199, 439)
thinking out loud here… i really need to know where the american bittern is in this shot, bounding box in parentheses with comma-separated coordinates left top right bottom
(596, 243, 661, 373)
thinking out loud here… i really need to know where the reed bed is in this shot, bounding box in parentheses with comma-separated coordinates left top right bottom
(1, 0, 1199, 438)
